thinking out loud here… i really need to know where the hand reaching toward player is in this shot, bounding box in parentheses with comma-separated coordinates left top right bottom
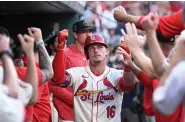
(113, 6, 128, 22)
(121, 23, 140, 53)
(116, 46, 134, 68)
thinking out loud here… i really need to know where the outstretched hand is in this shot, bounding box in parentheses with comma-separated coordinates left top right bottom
(113, 6, 128, 22)
(121, 23, 140, 52)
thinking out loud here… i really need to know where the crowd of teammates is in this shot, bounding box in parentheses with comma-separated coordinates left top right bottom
(0, 2, 185, 122)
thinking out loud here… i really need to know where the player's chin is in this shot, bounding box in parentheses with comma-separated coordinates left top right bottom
(94, 59, 102, 63)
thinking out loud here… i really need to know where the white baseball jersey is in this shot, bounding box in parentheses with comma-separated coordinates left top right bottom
(0, 66, 32, 106)
(153, 60, 185, 120)
(65, 65, 126, 122)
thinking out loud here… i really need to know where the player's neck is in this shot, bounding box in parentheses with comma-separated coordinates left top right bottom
(75, 41, 84, 53)
(89, 61, 106, 75)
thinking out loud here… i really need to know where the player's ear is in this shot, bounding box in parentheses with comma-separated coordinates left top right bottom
(73, 32, 77, 40)
(106, 48, 109, 56)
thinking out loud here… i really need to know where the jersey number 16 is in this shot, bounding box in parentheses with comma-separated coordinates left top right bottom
(106, 105, 116, 118)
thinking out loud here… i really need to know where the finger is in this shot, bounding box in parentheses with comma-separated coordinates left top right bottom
(131, 23, 137, 35)
(27, 28, 33, 37)
(121, 29, 126, 37)
(30, 27, 38, 33)
(125, 23, 133, 35)
(115, 50, 124, 55)
(17, 34, 25, 45)
(116, 47, 129, 56)
(24, 34, 34, 42)
(117, 47, 124, 51)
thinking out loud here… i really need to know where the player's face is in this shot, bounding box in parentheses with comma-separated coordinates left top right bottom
(88, 44, 109, 63)
(76, 30, 91, 46)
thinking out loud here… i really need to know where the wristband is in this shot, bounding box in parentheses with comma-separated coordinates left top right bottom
(0, 49, 13, 58)
(138, 16, 145, 29)
(36, 40, 44, 48)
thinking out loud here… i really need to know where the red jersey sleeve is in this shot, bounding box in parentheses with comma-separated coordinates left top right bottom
(52, 49, 66, 84)
(118, 78, 135, 92)
(48, 81, 73, 107)
(16, 67, 43, 87)
(136, 71, 154, 91)
(158, 10, 184, 37)
(138, 10, 184, 37)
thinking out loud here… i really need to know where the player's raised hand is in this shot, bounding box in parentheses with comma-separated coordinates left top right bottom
(57, 29, 68, 49)
(17, 34, 34, 57)
(121, 23, 140, 52)
(142, 12, 159, 32)
(113, 6, 128, 22)
(27, 27, 43, 42)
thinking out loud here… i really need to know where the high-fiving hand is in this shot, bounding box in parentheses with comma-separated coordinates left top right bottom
(113, 6, 128, 22)
(121, 23, 140, 52)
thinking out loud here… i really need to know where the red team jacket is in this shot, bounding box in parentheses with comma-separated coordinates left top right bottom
(137, 71, 183, 122)
(49, 44, 88, 120)
(16, 61, 51, 122)
(33, 83, 51, 122)
(16, 67, 43, 121)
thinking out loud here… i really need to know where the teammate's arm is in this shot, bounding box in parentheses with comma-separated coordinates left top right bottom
(142, 13, 167, 78)
(122, 23, 157, 78)
(50, 29, 73, 88)
(48, 82, 73, 106)
(0, 35, 19, 98)
(113, 6, 141, 27)
(114, 6, 184, 37)
(27, 27, 53, 84)
(17, 34, 38, 105)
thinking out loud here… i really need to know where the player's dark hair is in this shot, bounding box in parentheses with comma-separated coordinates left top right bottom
(0, 27, 10, 37)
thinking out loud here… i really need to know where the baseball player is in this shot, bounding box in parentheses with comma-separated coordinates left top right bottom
(15, 27, 54, 122)
(153, 30, 185, 121)
(51, 33, 135, 122)
(48, 20, 93, 122)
